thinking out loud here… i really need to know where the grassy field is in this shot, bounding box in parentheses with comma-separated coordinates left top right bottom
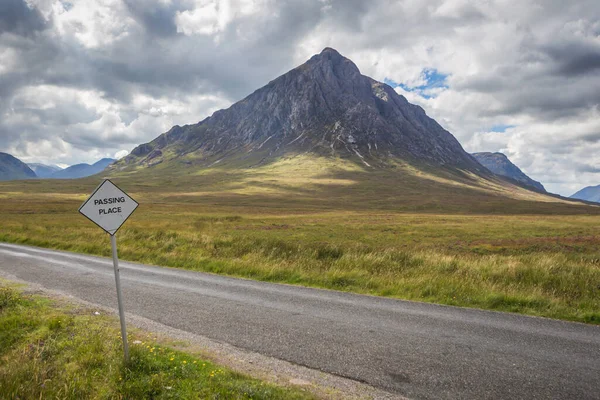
(0, 283, 314, 399)
(1, 155, 599, 324)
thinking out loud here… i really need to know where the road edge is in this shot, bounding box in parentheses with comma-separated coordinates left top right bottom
(0, 273, 406, 400)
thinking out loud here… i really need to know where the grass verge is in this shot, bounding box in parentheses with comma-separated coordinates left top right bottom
(1, 204, 599, 324)
(1, 166, 599, 325)
(0, 283, 314, 399)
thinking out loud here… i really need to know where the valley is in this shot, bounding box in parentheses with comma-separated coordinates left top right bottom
(3, 2, 600, 398)
(2, 48, 598, 326)
(1, 154, 599, 324)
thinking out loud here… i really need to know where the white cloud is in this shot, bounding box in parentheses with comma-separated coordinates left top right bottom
(49, 0, 135, 48)
(1, 0, 600, 196)
(2, 83, 230, 165)
(114, 149, 129, 159)
(175, 0, 267, 38)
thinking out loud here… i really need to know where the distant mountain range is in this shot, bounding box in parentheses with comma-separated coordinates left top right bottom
(0, 154, 115, 181)
(28, 163, 63, 178)
(48, 158, 115, 179)
(570, 186, 600, 203)
(0, 152, 36, 181)
(471, 152, 546, 192)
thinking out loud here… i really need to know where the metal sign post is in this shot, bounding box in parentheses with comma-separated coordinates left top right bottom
(110, 234, 129, 361)
(79, 179, 139, 362)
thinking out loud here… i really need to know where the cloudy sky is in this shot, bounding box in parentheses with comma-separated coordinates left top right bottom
(1, 0, 599, 195)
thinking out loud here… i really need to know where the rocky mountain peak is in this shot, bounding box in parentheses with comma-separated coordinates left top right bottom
(301, 48, 368, 98)
(306, 47, 361, 78)
(472, 152, 546, 192)
(119, 48, 486, 173)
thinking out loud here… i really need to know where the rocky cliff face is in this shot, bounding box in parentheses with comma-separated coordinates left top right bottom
(472, 152, 546, 192)
(119, 48, 487, 173)
(0, 152, 37, 181)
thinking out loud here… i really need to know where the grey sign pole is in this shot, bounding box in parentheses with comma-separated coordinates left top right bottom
(79, 180, 138, 363)
(111, 234, 129, 362)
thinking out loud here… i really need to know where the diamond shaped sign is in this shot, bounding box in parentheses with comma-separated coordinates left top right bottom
(79, 180, 138, 235)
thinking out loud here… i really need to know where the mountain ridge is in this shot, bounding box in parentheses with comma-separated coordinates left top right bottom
(471, 152, 546, 192)
(49, 158, 115, 179)
(570, 185, 600, 203)
(0, 152, 37, 181)
(117, 48, 486, 175)
(28, 163, 63, 178)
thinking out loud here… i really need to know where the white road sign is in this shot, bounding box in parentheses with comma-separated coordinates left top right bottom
(79, 179, 138, 235)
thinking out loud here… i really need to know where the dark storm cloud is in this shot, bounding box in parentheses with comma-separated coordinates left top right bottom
(88, 0, 326, 102)
(544, 41, 600, 77)
(0, 0, 48, 37)
(574, 162, 600, 173)
(453, 39, 600, 122)
(123, 0, 188, 37)
(483, 83, 600, 120)
(13, 104, 100, 127)
(61, 129, 135, 149)
(576, 125, 600, 143)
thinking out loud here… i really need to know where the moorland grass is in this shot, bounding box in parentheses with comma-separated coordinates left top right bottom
(0, 284, 313, 399)
(0, 157, 599, 324)
(1, 195, 599, 324)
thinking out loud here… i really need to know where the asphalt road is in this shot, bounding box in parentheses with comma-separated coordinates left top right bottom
(1, 242, 598, 400)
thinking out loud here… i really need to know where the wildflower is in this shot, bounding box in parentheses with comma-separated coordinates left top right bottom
(170, 357, 174, 361)
(183, 360, 187, 364)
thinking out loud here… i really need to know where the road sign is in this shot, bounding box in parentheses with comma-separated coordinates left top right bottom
(79, 179, 138, 361)
(79, 179, 138, 235)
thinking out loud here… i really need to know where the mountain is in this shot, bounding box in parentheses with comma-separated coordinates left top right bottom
(102, 48, 575, 214)
(570, 185, 600, 203)
(118, 48, 486, 174)
(471, 152, 546, 192)
(49, 158, 115, 179)
(0, 152, 37, 181)
(28, 163, 63, 178)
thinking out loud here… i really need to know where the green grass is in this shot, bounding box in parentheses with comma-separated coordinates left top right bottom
(1, 155, 599, 324)
(0, 284, 314, 399)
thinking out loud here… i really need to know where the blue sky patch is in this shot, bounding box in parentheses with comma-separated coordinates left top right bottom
(489, 124, 516, 133)
(60, 0, 74, 11)
(384, 69, 449, 99)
